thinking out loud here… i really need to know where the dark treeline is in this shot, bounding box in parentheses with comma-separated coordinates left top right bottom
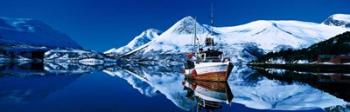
(253, 31, 350, 63)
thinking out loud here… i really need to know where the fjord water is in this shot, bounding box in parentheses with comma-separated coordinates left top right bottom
(0, 62, 348, 112)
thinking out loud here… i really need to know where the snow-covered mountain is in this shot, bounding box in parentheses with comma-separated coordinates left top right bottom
(0, 17, 81, 49)
(106, 14, 350, 63)
(323, 14, 350, 28)
(104, 28, 161, 54)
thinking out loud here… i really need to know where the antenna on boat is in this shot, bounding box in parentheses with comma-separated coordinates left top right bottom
(193, 16, 197, 54)
(205, 2, 216, 48)
(209, 2, 223, 50)
(210, 2, 214, 35)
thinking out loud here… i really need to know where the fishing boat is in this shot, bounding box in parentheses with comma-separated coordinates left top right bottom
(183, 80, 233, 110)
(184, 4, 233, 82)
(186, 60, 233, 81)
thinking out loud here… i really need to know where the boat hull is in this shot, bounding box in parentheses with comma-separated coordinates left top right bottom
(185, 62, 233, 82)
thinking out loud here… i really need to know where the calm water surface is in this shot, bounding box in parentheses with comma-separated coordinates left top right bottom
(0, 62, 348, 112)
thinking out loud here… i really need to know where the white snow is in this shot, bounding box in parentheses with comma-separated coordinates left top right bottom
(322, 13, 350, 28)
(104, 28, 161, 54)
(107, 14, 350, 63)
(214, 20, 347, 51)
(331, 14, 350, 22)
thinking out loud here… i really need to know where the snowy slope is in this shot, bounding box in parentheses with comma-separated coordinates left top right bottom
(0, 17, 81, 48)
(143, 17, 348, 53)
(142, 16, 209, 53)
(323, 14, 350, 28)
(214, 20, 348, 50)
(104, 29, 161, 54)
(108, 14, 350, 63)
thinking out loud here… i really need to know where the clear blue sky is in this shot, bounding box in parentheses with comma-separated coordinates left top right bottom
(0, 0, 350, 52)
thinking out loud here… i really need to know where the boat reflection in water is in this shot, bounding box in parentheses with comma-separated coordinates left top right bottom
(182, 79, 233, 111)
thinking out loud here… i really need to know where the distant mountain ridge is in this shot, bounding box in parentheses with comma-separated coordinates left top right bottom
(107, 14, 350, 63)
(104, 28, 161, 54)
(0, 17, 81, 49)
(323, 14, 350, 28)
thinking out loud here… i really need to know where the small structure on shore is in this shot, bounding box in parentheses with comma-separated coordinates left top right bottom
(317, 54, 350, 64)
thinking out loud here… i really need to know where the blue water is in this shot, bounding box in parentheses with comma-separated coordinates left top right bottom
(0, 63, 345, 112)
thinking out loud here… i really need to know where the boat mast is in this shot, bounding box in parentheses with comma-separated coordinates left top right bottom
(209, 2, 216, 49)
(210, 3, 214, 35)
(210, 2, 222, 50)
(193, 17, 197, 54)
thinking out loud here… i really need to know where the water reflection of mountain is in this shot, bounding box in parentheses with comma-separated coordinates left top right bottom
(103, 64, 237, 111)
(0, 60, 104, 76)
(0, 62, 83, 103)
(325, 104, 350, 111)
(230, 66, 348, 111)
(254, 67, 350, 102)
(103, 64, 197, 111)
(103, 63, 349, 111)
(0, 62, 46, 76)
(4, 59, 349, 111)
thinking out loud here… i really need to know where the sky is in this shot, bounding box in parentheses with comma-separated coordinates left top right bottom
(0, 0, 350, 52)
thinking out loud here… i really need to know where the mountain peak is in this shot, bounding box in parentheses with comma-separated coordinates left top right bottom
(0, 17, 49, 32)
(131, 28, 161, 46)
(330, 14, 350, 21)
(104, 28, 161, 54)
(0, 17, 81, 49)
(143, 28, 161, 36)
(107, 14, 350, 63)
(178, 16, 196, 23)
(322, 13, 350, 28)
(166, 16, 207, 34)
